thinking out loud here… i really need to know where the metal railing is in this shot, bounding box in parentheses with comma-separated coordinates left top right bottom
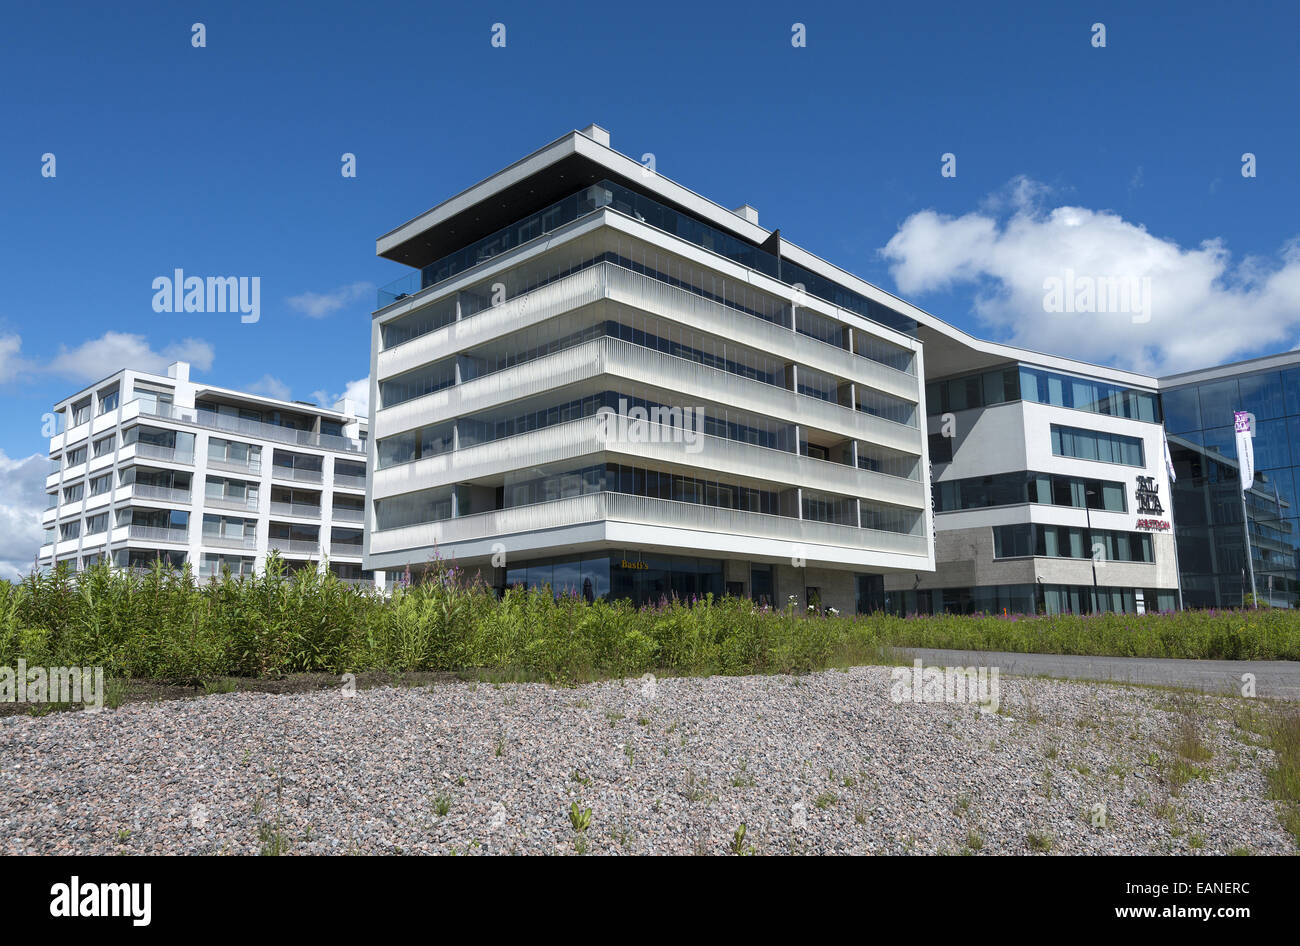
(271, 465, 324, 483)
(134, 442, 194, 464)
(267, 538, 320, 555)
(269, 501, 321, 518)
(127, 524, 190, 544)
(207, 495, 260, 512)
(130, 484, 192, 503)
(333, 472, 367, 489)
(370, 492, 928, 557)
(202, 533, 258, 550)
(208, 457, 263, 475)
(138, 402, 364, 454)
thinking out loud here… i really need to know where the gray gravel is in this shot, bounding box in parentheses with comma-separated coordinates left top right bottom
(1, 667, 1293, 855)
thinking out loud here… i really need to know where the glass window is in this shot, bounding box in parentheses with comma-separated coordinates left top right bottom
(1162, 385, 1201, 433)
(1238, 371, 1286, 422)
(1196, 379, 1240, 431)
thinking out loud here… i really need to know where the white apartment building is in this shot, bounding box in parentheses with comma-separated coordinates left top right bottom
(366, 125, 935, 613)
(365, 125, 1183, 615)
(39, 361, 382, 588)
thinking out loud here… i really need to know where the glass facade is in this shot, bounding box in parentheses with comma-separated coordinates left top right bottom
(1051, 424, 1145, 467)
(992, 523, 1153, 563)
(886, 583, 1178, 616)
(935, 470, 1127, 513)
(927, 364, 1160, 423)
(503, 551, 723, 605)
(1164, 360, 1300, 608)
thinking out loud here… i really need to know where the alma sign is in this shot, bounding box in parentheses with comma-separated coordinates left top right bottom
(1135, 475, 1169, 530)
(1135, 475, 1164, 515)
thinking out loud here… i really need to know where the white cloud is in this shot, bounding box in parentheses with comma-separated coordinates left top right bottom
(287, 282, 374, 319)
(880, 178, 1300, 375)
(45, 332, 215, 382)
(0, 334, 31, 384)
(247, 374, 291, 401)
(313, 376, 370, 417)
(0, 450, 50, 581)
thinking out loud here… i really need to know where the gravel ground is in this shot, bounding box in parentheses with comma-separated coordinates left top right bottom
(1, 666, 1293, 855)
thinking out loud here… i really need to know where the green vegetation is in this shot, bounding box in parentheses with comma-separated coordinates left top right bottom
(1266, 709, 1300, 846)
(3, 558, 1299, 686)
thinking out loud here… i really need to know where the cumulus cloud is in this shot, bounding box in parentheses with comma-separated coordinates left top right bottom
(312, 376, 370, 417)
(247, 374, 291, 401)
(0, 334, 32, 384)
(0, 450, 50, 581)
(287, 282, 374, 319)
(880, 177, 1300, 375)
(45, 332, 215, 382)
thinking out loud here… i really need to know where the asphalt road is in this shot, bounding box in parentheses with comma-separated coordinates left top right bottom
(896, 648, 1300, 701)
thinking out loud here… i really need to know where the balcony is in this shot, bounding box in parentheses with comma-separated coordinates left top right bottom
(134, 442, 194, 464)
(331, 506, 365, 523)
(377, 261, 920, 403)
(130, 484, 192, 503)
(335, 577, 375, 588)
(203, 533, 258, 551)
(269, 501, 321, 518)
(376, 336, 923, 456)
(207, 495, 259, 512)
(139, 402, 363, 454)
(208, 457, 263, 475)
(267, 538, 320, 556)
(127, 524, 189, 544)
(370, 492, 929, 560)
(373, 415, 926, 510)
(332, 472, 367, 490)
(271, 465, 324, 484)
(328, 543, 363, 558)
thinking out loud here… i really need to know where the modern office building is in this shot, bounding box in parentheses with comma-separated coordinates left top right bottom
(365, 124, 1186, 614)
(39, 361, 383, 588)
(1160, 351, 1300, 609)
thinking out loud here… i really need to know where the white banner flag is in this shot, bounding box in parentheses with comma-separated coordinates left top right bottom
(1162, 434, 1177, 484)
(1234, 411, 1255, 493)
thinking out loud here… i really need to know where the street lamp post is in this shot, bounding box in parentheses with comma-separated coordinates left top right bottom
(1085, 485, 1100, 613)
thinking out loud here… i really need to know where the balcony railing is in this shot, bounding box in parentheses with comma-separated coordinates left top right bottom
(207, 495, 260, 512)
(127, 525, 190, 544)
(138, 402, 364, 454)
(373, 414, 925, 512)
(270, 501, 321, 518)
(271, 465, 324, 484)
(134, 442, 194, 464)
(203, 533, 258, 550)
(208, 457, 263, 475)
(370, 492, 929, 558)
(331, 507, 364, 522)
(333, 472, 367, 489)
(267, 538, 320, 556)
(130, 484, 192, 503)
(328, 543, 363, 558)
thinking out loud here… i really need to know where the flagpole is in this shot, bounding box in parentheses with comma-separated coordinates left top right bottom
(1163, 432, 1185, 611)
(1241, 487, 1257, 606)
(1234, 411, 1258, 608)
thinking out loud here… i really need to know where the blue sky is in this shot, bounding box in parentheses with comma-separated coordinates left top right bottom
(2, 0, 1298, 569)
